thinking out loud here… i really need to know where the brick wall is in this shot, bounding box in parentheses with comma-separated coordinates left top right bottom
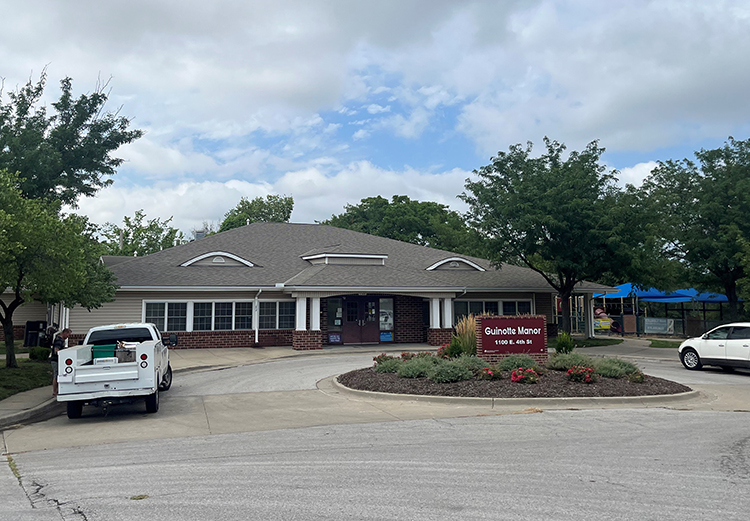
(394, 296, 427, 343)
(427, 328, 453, 346)
(293, 329, 323, 350)
(475, 314, 549, 365)
(0, 325, 26, 341)
(68, 329, 294, 349)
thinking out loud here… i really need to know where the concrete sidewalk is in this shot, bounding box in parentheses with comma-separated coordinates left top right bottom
(0, 344, 432, 430)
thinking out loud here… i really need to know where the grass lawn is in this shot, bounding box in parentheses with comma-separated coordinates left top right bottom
(549, 336, 624, 349)
(649, 339, 683, 349)
(0, 359, 53, 401)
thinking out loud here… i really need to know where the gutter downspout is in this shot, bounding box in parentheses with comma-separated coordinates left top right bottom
(254, 289, 262, 344)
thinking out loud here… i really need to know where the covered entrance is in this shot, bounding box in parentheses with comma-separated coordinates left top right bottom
(341, 296, 379, 344)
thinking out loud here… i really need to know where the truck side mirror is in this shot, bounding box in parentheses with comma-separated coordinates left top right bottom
(168, 333, 178, 347)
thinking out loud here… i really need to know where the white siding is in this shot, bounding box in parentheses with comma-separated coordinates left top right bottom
(1, 299, 47, 324)
(68, 290, 289, 333)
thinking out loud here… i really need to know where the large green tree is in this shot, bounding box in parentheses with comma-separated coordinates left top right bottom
(641, 137, 750, 320)
(321, 195, 484, 256)
(461, 138, 650, 333)
(101, 209, 184, 256)
(0, 71, 143, 206)
(219, 194, 294, 232)
(0, 171, 117, 367)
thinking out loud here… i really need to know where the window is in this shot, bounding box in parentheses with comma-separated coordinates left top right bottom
(145, 303, 165, 331)
(707, 327, 730, 340)
(193, 303, 213, 331)
(278, 302, 296, 329)
(729, 326, 750, 339)
(328, 298, 343, 331)
(215, 303, 233, 330)
(502, 301, 532, 315)
(379, 298, 394, 331)
(235, 302, 252, 330)
(167, 303, 187, 331)
(260, 302, 277, 329)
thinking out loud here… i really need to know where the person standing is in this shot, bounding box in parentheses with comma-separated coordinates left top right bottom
(51, 328, 72, 398)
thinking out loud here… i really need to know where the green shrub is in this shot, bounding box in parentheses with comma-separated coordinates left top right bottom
(594, 358, 640, 378)
(373, 353, 395, 365)
(546, 352, 596, 371)
(374, 358, 401, 373)
(428, 360, 473, 383)
(397, 357, 435, 378)
(627, 371, 646, 383)
(28, 346, 51, 361)
(455, 354, 489, 374)
(496, 354, 540, 372)
(567, 365, 598, 383)
(445, 338, 465, 359)
(555, 332, 575, 354)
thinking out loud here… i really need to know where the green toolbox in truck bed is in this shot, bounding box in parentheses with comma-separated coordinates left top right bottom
(92, 344, 117, 358)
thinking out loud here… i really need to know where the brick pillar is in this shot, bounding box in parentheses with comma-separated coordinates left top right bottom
(293, 330, 323, 350)
(427, 328, 453, 346)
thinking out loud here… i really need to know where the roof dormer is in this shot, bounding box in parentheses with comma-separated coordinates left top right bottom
(301, 252, 387, 266)
(180, 251, 255, 267)
(426, 257, 485, 272)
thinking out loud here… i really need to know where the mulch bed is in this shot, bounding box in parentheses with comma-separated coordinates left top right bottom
(337, 368, 691, 399)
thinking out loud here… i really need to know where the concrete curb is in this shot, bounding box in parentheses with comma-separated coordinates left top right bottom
(329, 376, 701, 409)
(0, 399, 65, 431)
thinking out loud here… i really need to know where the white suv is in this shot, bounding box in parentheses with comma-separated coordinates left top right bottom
(679, 322, 750, 371)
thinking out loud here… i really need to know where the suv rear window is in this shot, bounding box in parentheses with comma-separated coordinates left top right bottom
(88, 328, 154, 345)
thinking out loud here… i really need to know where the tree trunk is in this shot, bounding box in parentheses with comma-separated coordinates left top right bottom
(723, 280, 742, 321)
(3, 318, 18, 369)
(559, 291, 573, 334)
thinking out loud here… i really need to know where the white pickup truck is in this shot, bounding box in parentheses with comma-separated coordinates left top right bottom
(56, 323, 175, 419)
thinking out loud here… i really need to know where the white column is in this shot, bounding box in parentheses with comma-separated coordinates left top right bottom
(442, 299, 453, 329)
(583, 293, 594, 339)
(253, 299, 260, 343)
(296, 297, 307, 331)
(430, 298, 441, 329)
(311, 297, 321, 331)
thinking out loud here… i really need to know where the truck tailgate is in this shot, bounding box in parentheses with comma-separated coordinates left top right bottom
(74, 365, 140, 384)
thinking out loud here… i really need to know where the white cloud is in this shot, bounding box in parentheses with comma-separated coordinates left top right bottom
(352, 129, 370, 141)
(617, 161, 658, 188)
(74, 162, 472, 233)
(366, 104, 391, 114)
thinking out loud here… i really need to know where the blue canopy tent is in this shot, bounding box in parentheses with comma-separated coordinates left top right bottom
(594, 283, 739, 335)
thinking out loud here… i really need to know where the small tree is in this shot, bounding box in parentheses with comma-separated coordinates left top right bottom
(0, 171, 117, 367)
(101, 209, 184, 256)
(219, 194, 294, 232)
(462, 138, 646, 333)
(0, 71, 143, 206)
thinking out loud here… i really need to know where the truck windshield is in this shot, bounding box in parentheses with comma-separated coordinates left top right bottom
(88, 328, 154, 345)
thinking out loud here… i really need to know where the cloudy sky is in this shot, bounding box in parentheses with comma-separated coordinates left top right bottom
(3, 0, 750, 234)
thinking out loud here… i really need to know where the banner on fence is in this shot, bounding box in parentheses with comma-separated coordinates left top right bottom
(644, 317, 674, 335)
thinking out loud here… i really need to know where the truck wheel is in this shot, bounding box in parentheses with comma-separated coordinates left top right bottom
(158, 364, 173, 391)
(145, 389, 159, 413)
(67, 401, 84, 419)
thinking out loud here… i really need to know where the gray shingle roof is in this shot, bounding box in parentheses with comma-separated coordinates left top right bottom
(106, 222, 611, 293)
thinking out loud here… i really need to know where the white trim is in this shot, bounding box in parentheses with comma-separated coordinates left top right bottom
(426, 257, 486, 272)
(301, 253, 388, 261)
(180, 251, 254, 267)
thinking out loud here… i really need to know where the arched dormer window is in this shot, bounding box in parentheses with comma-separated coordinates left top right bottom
(180, 251, 254, 267)
(426, 257, 485, 272)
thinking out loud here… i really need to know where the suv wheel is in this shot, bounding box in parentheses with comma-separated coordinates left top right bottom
(680, 348, 703, 370)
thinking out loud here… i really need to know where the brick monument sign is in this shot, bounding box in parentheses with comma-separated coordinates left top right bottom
(475, 315, 548, 365)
